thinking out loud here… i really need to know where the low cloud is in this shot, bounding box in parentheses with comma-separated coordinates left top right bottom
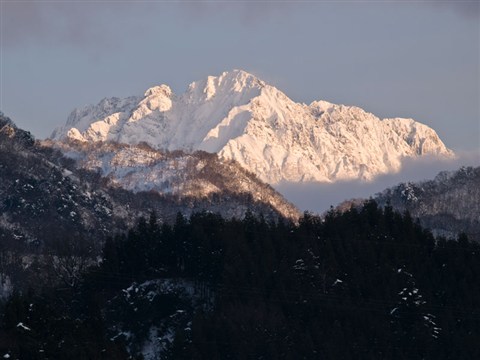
(275, 151, 480, 214)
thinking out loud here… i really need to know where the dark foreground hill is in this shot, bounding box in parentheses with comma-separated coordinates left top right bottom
(1, 202, 479, 359)
(0, 112, 298, 248)
(0, 113, 124, 251)
(0, 112, 298, 292)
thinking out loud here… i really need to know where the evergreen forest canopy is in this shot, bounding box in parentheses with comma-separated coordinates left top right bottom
(1, 201, 479, 359)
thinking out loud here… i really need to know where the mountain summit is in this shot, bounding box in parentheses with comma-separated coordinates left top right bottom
(51, 70, 453, 184)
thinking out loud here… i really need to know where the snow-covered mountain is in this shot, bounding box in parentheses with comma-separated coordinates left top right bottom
(52, 70, 453, 184)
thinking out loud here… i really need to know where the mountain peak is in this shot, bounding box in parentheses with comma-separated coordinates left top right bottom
(186, 69, 265, 101)
(222, 69, 266, 89)
(219, 69, 264, 85)
(144, 84, 173, 98)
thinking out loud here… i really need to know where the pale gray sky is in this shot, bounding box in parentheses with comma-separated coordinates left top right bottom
(1, 0, 479, 153)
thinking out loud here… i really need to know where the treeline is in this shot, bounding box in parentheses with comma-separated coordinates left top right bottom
(1, 201, 479, 359)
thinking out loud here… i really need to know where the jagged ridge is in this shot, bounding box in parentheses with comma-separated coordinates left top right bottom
(52, 70, 453, 184)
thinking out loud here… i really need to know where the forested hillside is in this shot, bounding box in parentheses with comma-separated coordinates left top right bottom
(2, 202, 479, 359)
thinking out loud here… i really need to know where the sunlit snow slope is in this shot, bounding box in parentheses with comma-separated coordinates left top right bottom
(52, 70, 453, 184)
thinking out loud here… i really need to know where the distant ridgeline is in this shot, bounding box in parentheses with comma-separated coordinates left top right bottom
(374, 166, 480, 242)
(1, 201, 479, 359)
(333, 167, 480, 243)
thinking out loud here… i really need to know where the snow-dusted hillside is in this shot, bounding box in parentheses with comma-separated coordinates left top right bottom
(335, 166, 480, 241)
(49, 140, 300, 221)
(0, 113, 129, 249)
(375, 166, 480, 241)
(0, 112, 298, 256)
(52, 70, 453, 184)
